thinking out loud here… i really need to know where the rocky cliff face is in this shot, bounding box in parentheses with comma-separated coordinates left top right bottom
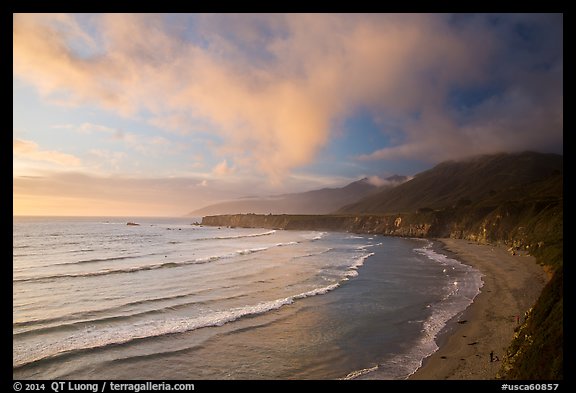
(201, 213, 436, 238)
(202, 197, 563, 380)
(202, 197, 561, 257)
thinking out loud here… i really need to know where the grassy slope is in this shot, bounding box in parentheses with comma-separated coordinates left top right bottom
(494, 197, 563, 379)
(339, 152, 562, 214)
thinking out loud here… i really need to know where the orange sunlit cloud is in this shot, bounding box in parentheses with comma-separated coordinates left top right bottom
(14, 139, 81, 167)
(13, 13, 563, 216)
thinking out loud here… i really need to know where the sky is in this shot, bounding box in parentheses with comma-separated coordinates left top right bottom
(13, 13, 563, 217)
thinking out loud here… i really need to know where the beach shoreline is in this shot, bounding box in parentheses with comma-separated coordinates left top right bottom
(408, 238, 548, 380)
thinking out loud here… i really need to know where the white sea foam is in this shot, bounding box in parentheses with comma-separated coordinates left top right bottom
(14, 244, 376, 369)
(16, 218, 426, 380)
(350, 253, 374, 270)
(236, 247, 269, 255)
(347, 241, 483, 380)
(13, 280, 347, 369)
(275, 241, 298, 247)
(208, 230, 276, 240)
(402, 241, 482, 379)
(216, 230, 276, 239)
(311, 232, 327, 241)
(341, 252, 374, 279)
(356, 242, 382, 250)
(15, 243, 290, 283)
(342, 364, 379, 380)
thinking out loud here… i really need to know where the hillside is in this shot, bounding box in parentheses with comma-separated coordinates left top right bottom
(190, 175, 406, 216)
(338, 152, 562, 214)
(203, 151, 563, 379)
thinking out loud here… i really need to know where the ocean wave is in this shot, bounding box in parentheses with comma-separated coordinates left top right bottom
(293, 248, 334, 260)
(356, 242, 383, 250)
(351, 253, 374, 270)
(63, 254, 149, 266)
(107, 345, 205, 365)
(340, 243, 483, 380)
(13, 244, 290, 284)
(413, 242, 448, 263)
(311, 232, 327, 241)
(14, 291, 250, 339)
(13, 227, 380, 372)
(13, 281, 346, 369)
(395, 241, 483, 379)
(342, 253, 374, 279)
(342, 365, 379, 380)
(197, 230, 276, 241)
(13, 290, 216, 331)
(13, 254, 155, 272)
(276, 241, 298, 247)
(13, 241, 83, 256)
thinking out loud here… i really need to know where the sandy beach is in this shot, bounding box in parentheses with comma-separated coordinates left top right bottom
(409, 238, 548, 380)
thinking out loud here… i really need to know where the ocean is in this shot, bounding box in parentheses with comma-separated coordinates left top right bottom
(13, 216, 482, 380)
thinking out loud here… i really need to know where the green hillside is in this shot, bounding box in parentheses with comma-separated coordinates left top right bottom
(339, 151, 562, 214)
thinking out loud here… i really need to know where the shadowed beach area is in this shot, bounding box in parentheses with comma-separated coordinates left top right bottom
(409, 238, 548, 380)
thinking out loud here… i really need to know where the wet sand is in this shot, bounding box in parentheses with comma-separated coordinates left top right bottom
(409, 238, 548, 380)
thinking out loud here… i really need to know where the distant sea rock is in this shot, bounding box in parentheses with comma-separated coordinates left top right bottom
(126, 222, 140, 226)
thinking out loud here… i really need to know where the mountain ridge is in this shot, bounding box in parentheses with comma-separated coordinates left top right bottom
(189, 175, 407, 216)
(338, 151, 562, 214)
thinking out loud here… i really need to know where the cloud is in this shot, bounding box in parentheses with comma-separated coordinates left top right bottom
(212, 159, 235, 176)
(87, 149, 126, 171)
(13, 138, 81, 166)
(13, 14, 134, 112)
(12, 166, 376, 217)
(365, 175, 406, 187)
(13, 172, 220, 216)
(78, 122, 116, 134)
(13, 13, 563, 177)
(13, 171, 286, 217)
(62, 122, 181, 156)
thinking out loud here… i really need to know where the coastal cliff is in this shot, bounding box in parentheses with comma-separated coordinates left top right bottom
(202, 197, 561, 259)
(203, 152, 562, 257)
(202, 199, 563, 379)
(201, 152, 563, 379)
(202, 213, 434, 237)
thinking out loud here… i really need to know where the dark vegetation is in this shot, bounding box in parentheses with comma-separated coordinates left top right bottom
(338, 151, 562, 214)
